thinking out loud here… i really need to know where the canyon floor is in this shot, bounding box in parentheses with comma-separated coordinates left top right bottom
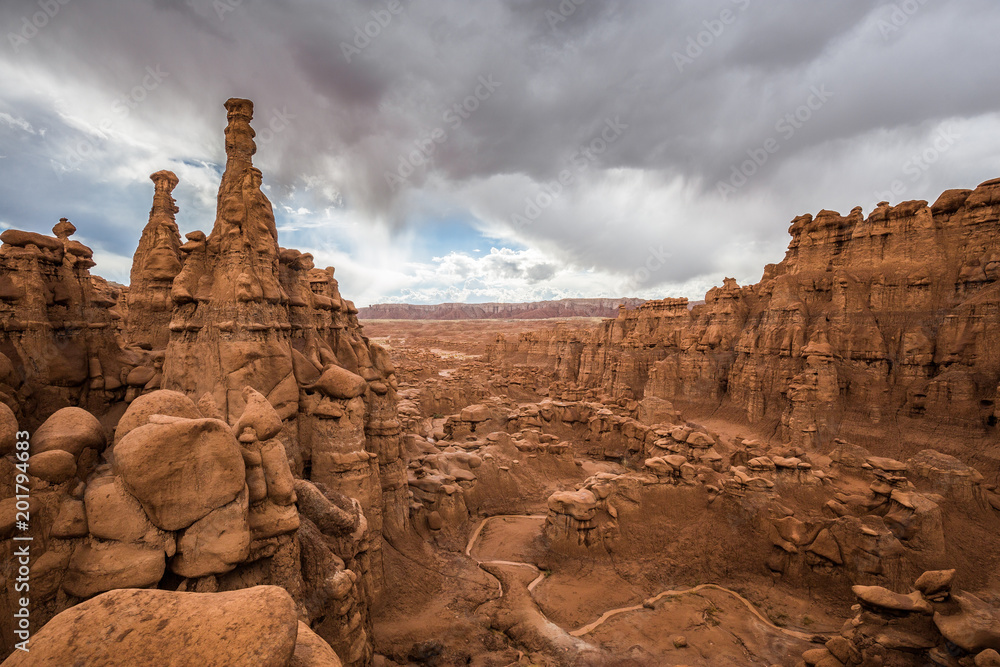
(360, 319, 1000, 666)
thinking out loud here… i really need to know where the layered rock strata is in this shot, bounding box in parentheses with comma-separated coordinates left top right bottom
(493, 184, 1000, 470)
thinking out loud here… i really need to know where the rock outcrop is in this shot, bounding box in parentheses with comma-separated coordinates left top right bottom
(0, 99, 406, 666)
(493, 185, 1000, 473)
(0, 219, 129, 426)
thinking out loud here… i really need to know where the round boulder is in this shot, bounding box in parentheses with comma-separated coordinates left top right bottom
(114, 417, 246, 531)
(33, 407, 105, 457)
(114, 389, 201, 447)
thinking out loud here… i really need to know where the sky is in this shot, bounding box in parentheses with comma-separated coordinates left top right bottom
(1, 0, 1000, 306)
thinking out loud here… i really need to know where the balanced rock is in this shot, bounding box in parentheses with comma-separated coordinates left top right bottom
(915, 569, 955, 598)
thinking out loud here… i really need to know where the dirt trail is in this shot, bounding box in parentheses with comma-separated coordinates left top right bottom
(465, 515, 829, 645)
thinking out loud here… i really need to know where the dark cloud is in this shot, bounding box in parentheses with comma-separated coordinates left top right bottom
(0, 0, 999, 302)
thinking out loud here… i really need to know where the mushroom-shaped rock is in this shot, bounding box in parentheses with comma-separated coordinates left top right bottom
(233, 387, 283, 441)
(114, 390, 202, 447)
(547, 489, 598, 521)
(33, 407, 105, 457)
(312, 365, 367, 400)
(0, 586, 298, 666)
(113, 417, 246, 531)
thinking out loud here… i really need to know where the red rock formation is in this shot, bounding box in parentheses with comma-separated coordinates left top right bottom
(0, 220, 129, 425)
(125, 170, 182, 350)
(493, 182, 1000, 470)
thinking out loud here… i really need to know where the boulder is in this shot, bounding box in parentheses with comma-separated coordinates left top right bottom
(312, 365, 367, 400)
(1, 586, 298, 666)
(460, 404, 491, 423)
(290, 621, 344, 667)
(114, 390, 202, 447)
(171, 487, 250, 578)
(547, 489, 598, 521)
(114, 417, 245, 531)
(26, 450, 76, 483)
(33, 407, 105, 457)
(233, 387, 283, 441)
(84, 477, 155, 543)
(915, 569, 955, 597)
(62, 543, 165, 598)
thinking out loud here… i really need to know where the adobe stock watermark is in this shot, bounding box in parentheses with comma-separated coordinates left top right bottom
(873, 125, 959, 203)
(384, 75, 502, 192)
(11, 428, 31, 653)
(510, 116, 628, 229)
(615, 245, 672, 295)
(211, 0, 248, 21)
(341, 0, 412, 63)
(716, 85, 833, 201)
(545, 0, 587, 32)
(876, 0, 930, 40)
(673, 0, 751, 72)
(7, 0, 72, 52)
(50, 66, 169, 179)
(255, 107, 295, 148)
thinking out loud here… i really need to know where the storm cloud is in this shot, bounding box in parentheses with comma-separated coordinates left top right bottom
(1, 0, 999, 305)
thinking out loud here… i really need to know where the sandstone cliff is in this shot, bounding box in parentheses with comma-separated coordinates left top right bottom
(493, 185, 1000, 474)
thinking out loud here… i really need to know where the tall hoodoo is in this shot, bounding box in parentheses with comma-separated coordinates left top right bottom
(126, 169, 182, 350)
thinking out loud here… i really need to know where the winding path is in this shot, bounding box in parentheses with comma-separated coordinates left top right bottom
(465, 514, 828, 644)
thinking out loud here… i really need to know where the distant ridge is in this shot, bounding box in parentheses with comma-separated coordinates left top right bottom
(358, 297, 647, 320)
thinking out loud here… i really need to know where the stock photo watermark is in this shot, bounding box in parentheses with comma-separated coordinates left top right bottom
(615, 245, 673, 295)
(341, 0, 413, 63)
(874, 125, 959, 203)
(716, 85, 833, 201)
(50, 66, 169, 178)
(876, 0, 930, 40)
(11, 428, 32, 653)
(673, 0, 752, 72)
(510, 116, 628, 229)
(384, 75, 502, 192)
(255, 107, 295, 148)
(546, 0, 587, 32)
(7, 0, 72, 52)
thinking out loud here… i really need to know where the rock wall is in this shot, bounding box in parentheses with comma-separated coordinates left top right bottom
(0, 220, 130, 427)
(493, 183, 1000, 472)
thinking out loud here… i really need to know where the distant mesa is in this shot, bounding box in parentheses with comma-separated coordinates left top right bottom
(358, 297, 648, 320)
